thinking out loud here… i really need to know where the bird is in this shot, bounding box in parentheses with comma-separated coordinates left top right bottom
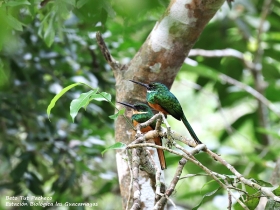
(118, 102, 167, 170)
(129, 80, 203, 145)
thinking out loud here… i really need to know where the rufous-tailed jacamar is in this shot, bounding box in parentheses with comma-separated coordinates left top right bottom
(129, 80, 203, 145)
(118, 102, 166, 170)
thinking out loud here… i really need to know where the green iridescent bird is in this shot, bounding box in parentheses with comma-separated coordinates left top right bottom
(129, 80, 202, 145)
(118, 102, 166, 170)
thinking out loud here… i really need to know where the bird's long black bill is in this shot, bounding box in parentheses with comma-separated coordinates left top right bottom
(129, 80, 149, 89)
(117, 101, 136, 110)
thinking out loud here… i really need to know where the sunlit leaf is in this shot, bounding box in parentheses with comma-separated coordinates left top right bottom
(109, 108, 125, 119)
(90, 92, 112, 102)
(101, 142, 127, 156)
(70, 90, 98, 122)
(47, 83, 81, 120)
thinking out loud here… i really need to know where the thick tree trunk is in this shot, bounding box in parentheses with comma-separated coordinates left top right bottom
(114, 0, 225, 209)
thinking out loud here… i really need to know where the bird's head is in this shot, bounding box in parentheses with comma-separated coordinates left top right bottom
(133, 103, 152, 113)
(117, 102, 151, 114)
(129, 80, 168, 91)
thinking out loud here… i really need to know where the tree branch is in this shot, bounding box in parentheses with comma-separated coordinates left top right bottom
(250, 0, 273, 146)
(95, 32, 122, 71)
(187, 49, 280, 117)
(130, 148, 141, 210)
(189, 48, 254, 69)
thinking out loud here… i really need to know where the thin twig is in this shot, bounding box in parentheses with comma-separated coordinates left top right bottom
(189, 48, 253, 69)
(228, 190, 249, 210)
(129, 139, 280, 203)
(130, 148, 141, 210)
(227, 189, 232, 210)
(187, 50, 280, 117)
(205, 148, 280, 202)
(251, 0, 274, 146)
(219, 73, 280, 117)
(96, 32, 122, 71)
(126, 150, 134, 210)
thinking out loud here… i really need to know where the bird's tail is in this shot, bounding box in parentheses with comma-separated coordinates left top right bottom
(154, 137, 166, 170)
(182, 114, 203, 145)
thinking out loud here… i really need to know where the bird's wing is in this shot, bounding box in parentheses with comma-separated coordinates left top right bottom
(154, 91, 183, 120)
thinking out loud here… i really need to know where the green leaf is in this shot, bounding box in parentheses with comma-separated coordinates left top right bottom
(92, 182, 113, 196)
(273, 186, 280, 196)
(192, 187, 221, 210)
(91, 92, 112, 102)
(3, 0, 31, 7)
(101, 142, 127, 156)
(61, 0, 76, 6)
(244, 195, 260, 210)
(70, 90, 98, 122)
(6, 15, 24, 31)
(256, 128, 280, 139)
(76, 0, 89, 8)
(109, 108, 125, 119)
(252, 179, 273, 187)
(44, 15, 55, 47)
(11, 157, 30, 182)
(27, 172, 44, 195)
(47, 83, 81, 120)
(101, 0, 116, 18)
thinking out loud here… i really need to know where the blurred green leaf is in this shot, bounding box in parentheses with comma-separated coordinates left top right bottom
(109, 108, 125, 119)
(101, 0, 116, 18)
(44, 15, 55, 47)
(61, 0, 76, 6)
(219, 112, 255, 142)
(244, 195, 260, 210)
(11, 157, 29, 182)
(3, 0, 31, 7)
(76, 0, 89, 8)
(27, 172, 44, 195)
(93, 182, 114, 197)
(6, 15, 24, 31)
(102, 142, 127, 156)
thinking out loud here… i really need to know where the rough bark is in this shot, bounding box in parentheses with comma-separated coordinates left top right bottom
(114, 0, 225, 209)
